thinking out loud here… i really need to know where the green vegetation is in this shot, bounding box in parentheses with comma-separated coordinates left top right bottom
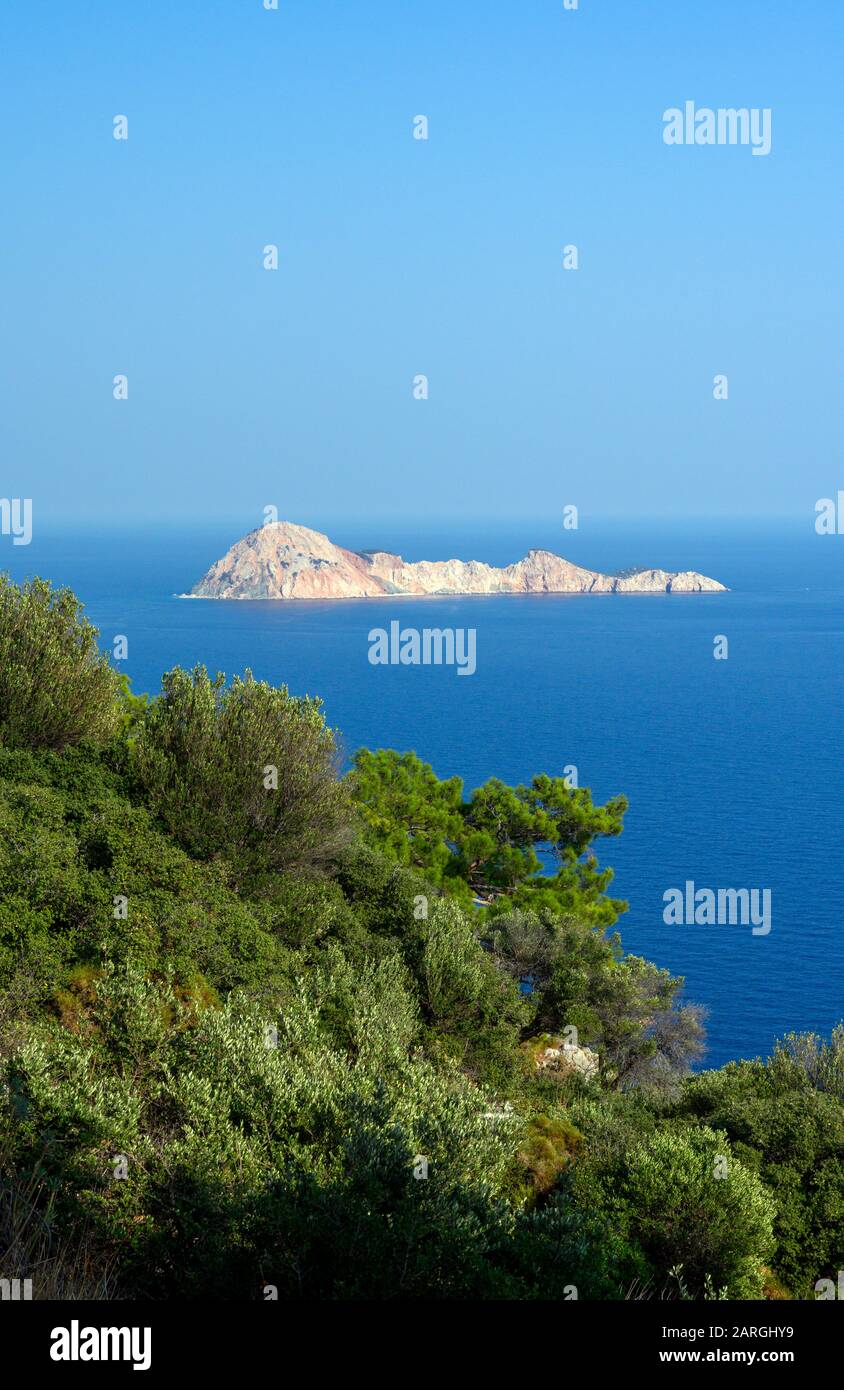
(349, 748, 627, 923)
(0, 576, 841, 1300)
(132, 665, 350, 886)
(0, 577, 122, 751)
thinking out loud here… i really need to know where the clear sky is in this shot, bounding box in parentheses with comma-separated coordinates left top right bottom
(1, 0, 841, 528)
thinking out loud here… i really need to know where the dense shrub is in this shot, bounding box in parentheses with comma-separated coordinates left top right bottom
(4, 959, 674, 1299)
(0, 577, 122, 751)
(619, 1128, 775, 1298)
(0, 756, 294, 1007)
(416, 899, 529, 1088)
(676, 1052, 844, 1297)
(132, 666, 351, 888)
(568, 1122, 776, 1298)
(3, 961, 515, 1297)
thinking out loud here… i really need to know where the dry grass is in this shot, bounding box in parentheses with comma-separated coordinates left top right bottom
(1, 1165, 120, 1301)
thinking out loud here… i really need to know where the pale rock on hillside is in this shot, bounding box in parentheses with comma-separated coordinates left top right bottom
(185, 522, 728, 600)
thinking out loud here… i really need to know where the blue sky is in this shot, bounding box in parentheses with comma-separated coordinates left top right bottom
(1, 0, 841, 527)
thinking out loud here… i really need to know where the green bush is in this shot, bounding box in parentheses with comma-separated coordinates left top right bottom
(132, 666, 351, 889)
(0, 757, 294, 1007)
(416, 900, 529, 1089)
(677, 1053, 844, 1297)
(603, 1126, 775, 1298)
(0, 577, 122, 751)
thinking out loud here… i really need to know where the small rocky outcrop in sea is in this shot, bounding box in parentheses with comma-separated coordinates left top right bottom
(185, 521, 728, 601)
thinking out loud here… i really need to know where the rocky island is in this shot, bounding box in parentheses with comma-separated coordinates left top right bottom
(185, 521, 728, 600)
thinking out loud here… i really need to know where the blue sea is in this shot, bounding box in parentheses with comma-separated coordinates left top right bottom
(5, 517, 843, 1069)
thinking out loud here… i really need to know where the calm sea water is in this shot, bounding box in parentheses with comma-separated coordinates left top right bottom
(5, 517, 843, 1068)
